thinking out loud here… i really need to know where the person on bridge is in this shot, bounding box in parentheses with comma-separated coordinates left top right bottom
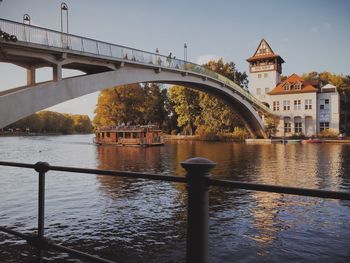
(167, 52, 172, 66)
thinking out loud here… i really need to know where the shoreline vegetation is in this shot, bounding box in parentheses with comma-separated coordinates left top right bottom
(3, 111, 93, 135)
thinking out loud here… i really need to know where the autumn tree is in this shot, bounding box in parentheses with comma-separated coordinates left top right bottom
(168, 59, 248, 136)
(93, 83, 171, 129)
(93, 84, 145, 126)
(204, 58, 249, 89)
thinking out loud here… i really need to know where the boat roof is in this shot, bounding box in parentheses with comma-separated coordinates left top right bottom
(97, 125, 161, 132)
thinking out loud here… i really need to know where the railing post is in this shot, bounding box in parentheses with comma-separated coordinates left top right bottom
(34, 161, 50, 262)
(181, 157, 216, 263)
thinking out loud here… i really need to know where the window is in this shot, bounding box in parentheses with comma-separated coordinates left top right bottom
(305, 99, 312, 110)
(258, 74, 262, 78)
(294, 100, 301, 110)
(320, 122, 329, 132)
(257, 88, 261, 95)
(284, 122, 291, 133)
(265, 87, 269, 94)
(284, 83, 290, 91)
(283, 100, 290, 110)
(320, 99, 329, 110)
(106, 132, 110, 138)
(295, 122, 302, 133)
(264, 73, 268, 78)
(273, 101, 280, 111)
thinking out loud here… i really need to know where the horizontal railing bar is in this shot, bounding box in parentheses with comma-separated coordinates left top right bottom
(49, 164, 187, 183)
(1, 161, 350, 200)
(0, 226, 115, 263)
(48, 243, 115, 263)
(0, 161, 187, 183)
(0, 161, 36, 169)
(0, 225, 29, 240)
(209, 179, 350, 200)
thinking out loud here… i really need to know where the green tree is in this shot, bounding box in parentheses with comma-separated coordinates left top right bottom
(168, 85, 201, 135)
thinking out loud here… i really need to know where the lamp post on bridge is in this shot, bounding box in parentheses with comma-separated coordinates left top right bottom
(60, 2, 69, 49)
(23, 14, 31, 25)
(60, 2, 69, 34)
(184, 43, 188, 62)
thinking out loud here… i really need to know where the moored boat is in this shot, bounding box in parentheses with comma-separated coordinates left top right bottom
(301, 138, 323, 144)
(94, 125, 164, 147)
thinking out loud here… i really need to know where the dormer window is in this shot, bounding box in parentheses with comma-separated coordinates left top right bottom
(284, 83, 290, 91)
(294, 82, 301, 90)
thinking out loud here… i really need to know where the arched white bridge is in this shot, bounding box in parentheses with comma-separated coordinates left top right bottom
(0, 18, 274, 138)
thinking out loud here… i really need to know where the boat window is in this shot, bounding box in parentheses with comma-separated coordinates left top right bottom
(133, 132, 139, 138)
(106, 132, 110, 137)
(102, 133, 105, 139)
(118, 132, 123, 138)
(125, 132, 131, 138)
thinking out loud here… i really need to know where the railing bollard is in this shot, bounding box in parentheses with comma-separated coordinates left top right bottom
(181, 157, 216, 263)
(34, 161, 50, 263)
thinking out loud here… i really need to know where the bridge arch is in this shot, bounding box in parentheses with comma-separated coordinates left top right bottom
(0, 18, 274, 138)
(0, 66, 267, 138)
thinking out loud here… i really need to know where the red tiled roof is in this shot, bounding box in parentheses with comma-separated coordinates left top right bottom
(246, 53, 283, 61)
(268, 73, 318, 95)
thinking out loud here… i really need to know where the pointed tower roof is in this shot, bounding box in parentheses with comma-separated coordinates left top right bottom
(268, 74, 318, 95)
(247, 39, 285, 63)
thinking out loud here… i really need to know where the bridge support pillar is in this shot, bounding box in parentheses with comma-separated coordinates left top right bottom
(53, 64, 62, 81)
(27, 66, 36, 86)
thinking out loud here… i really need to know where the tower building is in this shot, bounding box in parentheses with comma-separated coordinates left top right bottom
(246, 39, 284, 106)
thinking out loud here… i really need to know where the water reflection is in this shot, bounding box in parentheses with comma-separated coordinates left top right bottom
(1, 136, 350, 262)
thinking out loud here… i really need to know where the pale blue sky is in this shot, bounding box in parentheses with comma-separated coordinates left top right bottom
(1, 0, 349, 119)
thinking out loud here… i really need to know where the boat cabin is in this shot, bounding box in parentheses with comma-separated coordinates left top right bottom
(94, 125, 164, 146)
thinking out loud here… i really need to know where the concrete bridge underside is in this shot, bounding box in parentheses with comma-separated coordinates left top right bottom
(0, 65, 267, 138)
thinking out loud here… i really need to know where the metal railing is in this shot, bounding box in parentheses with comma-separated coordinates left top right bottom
(1, 158, 350, 263)
(0, 18, 272, 115)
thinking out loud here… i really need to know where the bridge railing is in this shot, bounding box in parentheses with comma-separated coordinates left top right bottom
(0, 18, 272, 114)
(0, 159, 350, 262)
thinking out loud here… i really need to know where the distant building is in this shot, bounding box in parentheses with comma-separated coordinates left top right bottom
(247, 39, 341, 137)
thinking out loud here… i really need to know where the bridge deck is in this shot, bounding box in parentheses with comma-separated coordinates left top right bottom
(0, 18, 273, 115)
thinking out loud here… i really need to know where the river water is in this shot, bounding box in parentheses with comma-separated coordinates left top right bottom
(0, 135, 349, 262)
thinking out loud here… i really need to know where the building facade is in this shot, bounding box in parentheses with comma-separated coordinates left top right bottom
(247, 39, 340, 137)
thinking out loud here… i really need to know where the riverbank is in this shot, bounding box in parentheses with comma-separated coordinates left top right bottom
(246, 138, 350, 144)
(0, 131, 92, 137)
(163, 134, 245, 142)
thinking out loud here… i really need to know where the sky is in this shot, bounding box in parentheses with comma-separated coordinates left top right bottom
(0, 0, 349, 119)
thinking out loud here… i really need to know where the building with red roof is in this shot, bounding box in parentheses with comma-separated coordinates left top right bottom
(247, 40, 340, 137)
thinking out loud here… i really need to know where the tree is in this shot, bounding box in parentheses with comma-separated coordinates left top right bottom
(168, 58, 248, 136)
(143, 83, 167, 126)
(5, 111, 92, 134)
(93, 84, 145, 126)
(203, 58, 249, 89)
(72, 115, 93, 133)
(168, 85, 201, 135)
